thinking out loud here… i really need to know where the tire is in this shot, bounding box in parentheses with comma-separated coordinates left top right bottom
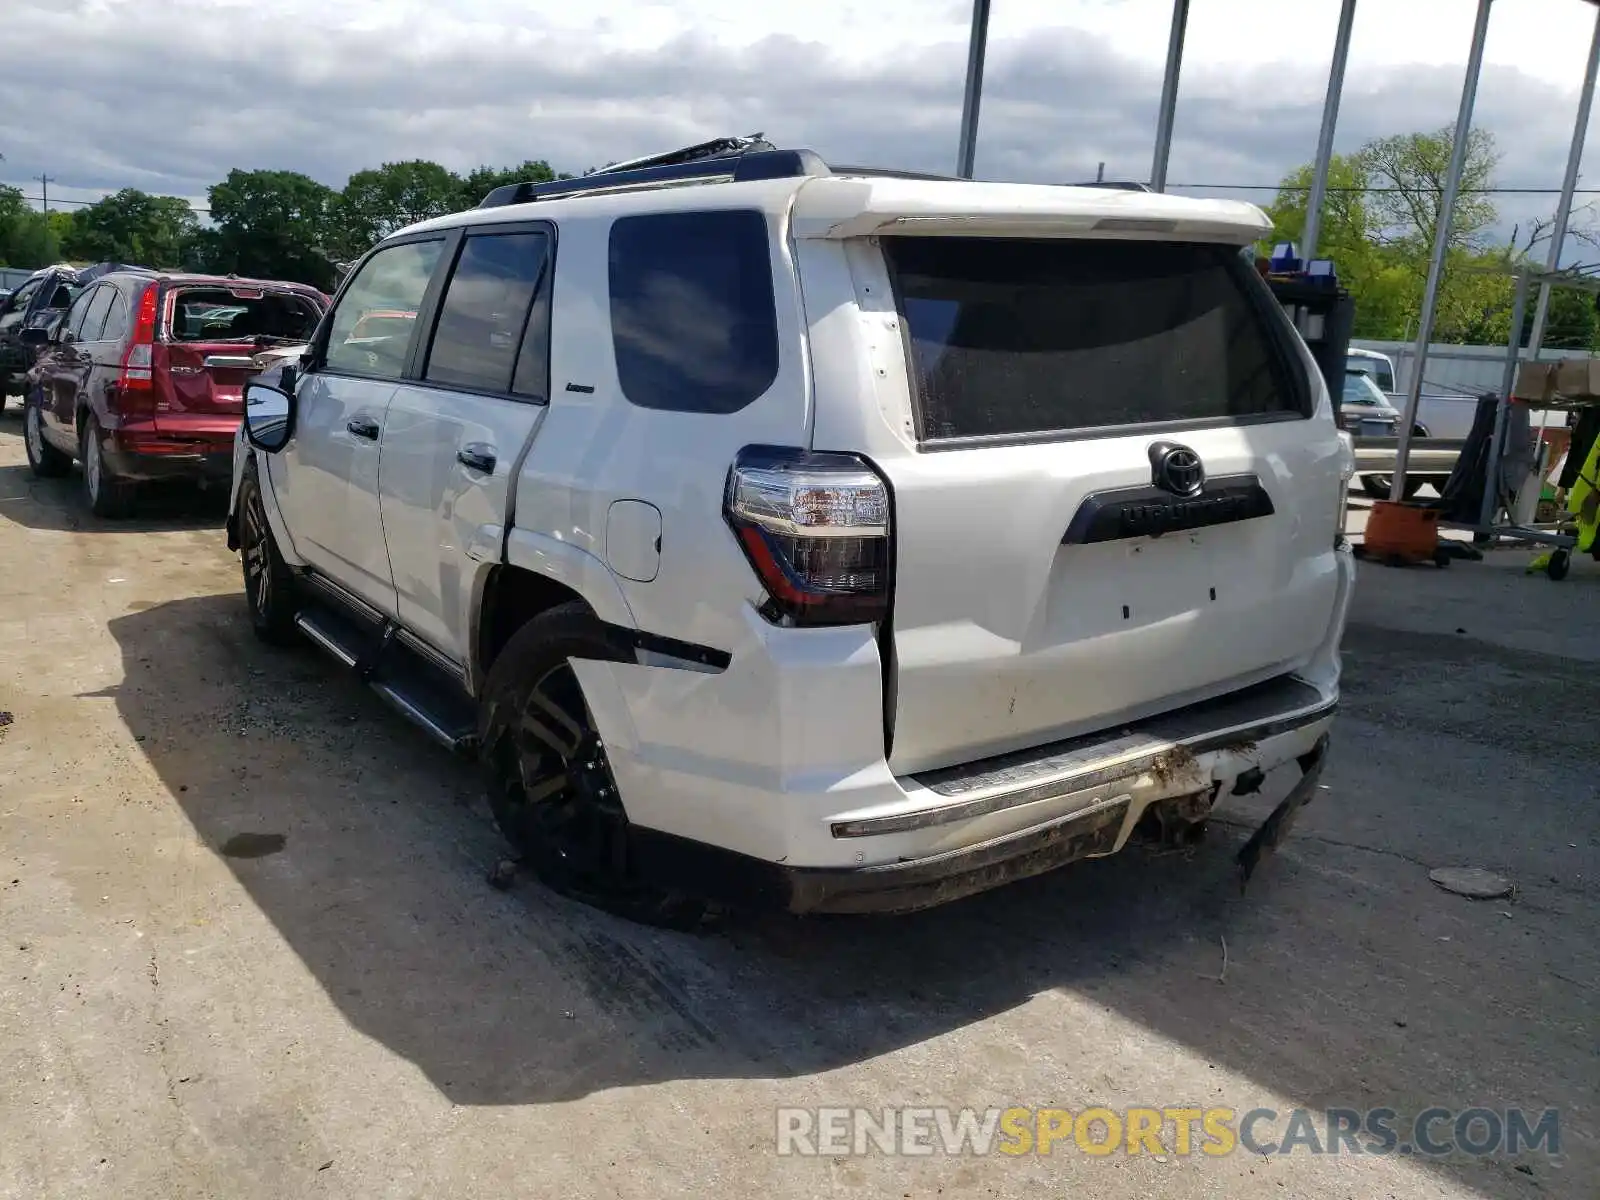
(237, 459, 299, 645)
(22, 390, 71, 478)
(80, 415, 137, 518)
(1546, 550, 1571, 582)
(1361, 474, 1423, 501)
(478, 602, 706, 928)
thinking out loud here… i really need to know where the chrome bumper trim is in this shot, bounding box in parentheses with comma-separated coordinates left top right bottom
(832, 678, 1337, 838)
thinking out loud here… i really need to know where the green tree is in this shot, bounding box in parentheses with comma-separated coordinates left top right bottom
(191, 169, 341, 290)
(1359, 124, 1498, 256)
(1264, 153, 1372, 265)
(1264, 155, 1414, 340)
(0, 185, 59, 268)
(1526, 287, 1598, 350)
(59, 188, 197, 267)
(337, 160, 464, 256)
(1266, 126, 1511, 343)
(45, 209, 74, 248)
(457, 160, 564, 208)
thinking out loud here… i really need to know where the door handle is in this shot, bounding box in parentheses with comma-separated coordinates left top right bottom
(456, 444, 496, 473)
(346, 417, 380, 440)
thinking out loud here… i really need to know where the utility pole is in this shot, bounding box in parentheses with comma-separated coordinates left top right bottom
(1302, 0, 1359, 261)
(1150, 0, 1190, 192)
(1390, 0, 1493, 502)
(35, 174, 53, 213)
(956, 0, 992, 178)
(1526, 3, 1600, 358)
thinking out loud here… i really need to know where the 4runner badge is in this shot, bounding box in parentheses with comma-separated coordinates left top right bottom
(1149, 442, 1205, 497)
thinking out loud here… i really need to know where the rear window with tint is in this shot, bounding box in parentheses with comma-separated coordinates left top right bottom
(885, 238, 1305, 443)
(608, 209, 779, 414)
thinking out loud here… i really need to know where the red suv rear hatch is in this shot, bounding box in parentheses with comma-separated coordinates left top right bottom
(154, 284, 323, 428)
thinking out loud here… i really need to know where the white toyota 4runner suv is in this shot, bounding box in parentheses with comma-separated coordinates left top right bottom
(229, 137, 1355, 925)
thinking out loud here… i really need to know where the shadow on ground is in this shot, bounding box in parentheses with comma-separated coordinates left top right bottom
(0, 438, 228, 534)
(97, 583, 1598, 1197)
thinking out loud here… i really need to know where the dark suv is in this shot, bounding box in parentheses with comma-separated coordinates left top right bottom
(1, 266, 82, 409)
(21, 271, 327, 516)
(0, 263, 155, 410)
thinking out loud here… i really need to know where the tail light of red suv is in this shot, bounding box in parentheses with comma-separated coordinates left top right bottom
(724, 446, 892, 627)
(117, 282, 160, 409)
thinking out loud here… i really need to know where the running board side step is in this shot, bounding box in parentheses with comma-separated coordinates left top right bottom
(295, 611, 361, 669)
(293, 607, 478, 755)
(370, 682, 476, 754)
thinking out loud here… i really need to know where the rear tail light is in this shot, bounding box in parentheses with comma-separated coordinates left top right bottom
(1335, 430, 1355, 547)
(118, 283, 160, 393)
(724, 446, 892, 626)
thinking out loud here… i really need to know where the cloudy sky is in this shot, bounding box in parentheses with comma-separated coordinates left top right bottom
(3, 0, 1599, 249)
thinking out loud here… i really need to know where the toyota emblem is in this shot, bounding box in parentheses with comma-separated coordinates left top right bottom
(1148, 441, 1205, 497)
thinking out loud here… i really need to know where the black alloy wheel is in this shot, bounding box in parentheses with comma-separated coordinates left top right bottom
(481, 604, 706, 929)
(238, 462, 297, 644)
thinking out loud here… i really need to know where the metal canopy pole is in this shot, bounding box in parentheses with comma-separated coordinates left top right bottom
(1303, 0, 1359, 260)
(956, 0, 992, 179)
(1526, 5, 1600, 356)
(1481, 271, 1532, 530)
(1150, 0, 1190, 192)
(1390, 0, 1495, 503)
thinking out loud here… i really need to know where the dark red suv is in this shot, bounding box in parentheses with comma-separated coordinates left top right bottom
(21, 271, 327, 516)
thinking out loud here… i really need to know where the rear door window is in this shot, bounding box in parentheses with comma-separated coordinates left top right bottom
(423, 231, 550, 396)
(100, 291, 129, 344)
(885, 237, 1307, 444)
(61, 287, 99, 341)
(608, 209, 778, 414)
(78, 287, 115, 342)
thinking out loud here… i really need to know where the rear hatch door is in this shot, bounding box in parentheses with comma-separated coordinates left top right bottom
(157, 285, 323, 425)
(855, 234, 1345, 775)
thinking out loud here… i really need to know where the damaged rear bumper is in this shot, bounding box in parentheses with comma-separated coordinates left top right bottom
(629, 675, 1337, 915)
(1234, 734, 1330, 888)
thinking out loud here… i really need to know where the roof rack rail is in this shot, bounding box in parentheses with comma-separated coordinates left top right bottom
(831, 165, 963, 183)
(1072, 180, 1154, 192)
(476, 137, 1009, 209)
(477, 135, 830, 208)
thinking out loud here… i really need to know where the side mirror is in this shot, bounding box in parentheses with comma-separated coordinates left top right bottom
(19, 327, 50, 348)
(244, 381, 296, 453)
